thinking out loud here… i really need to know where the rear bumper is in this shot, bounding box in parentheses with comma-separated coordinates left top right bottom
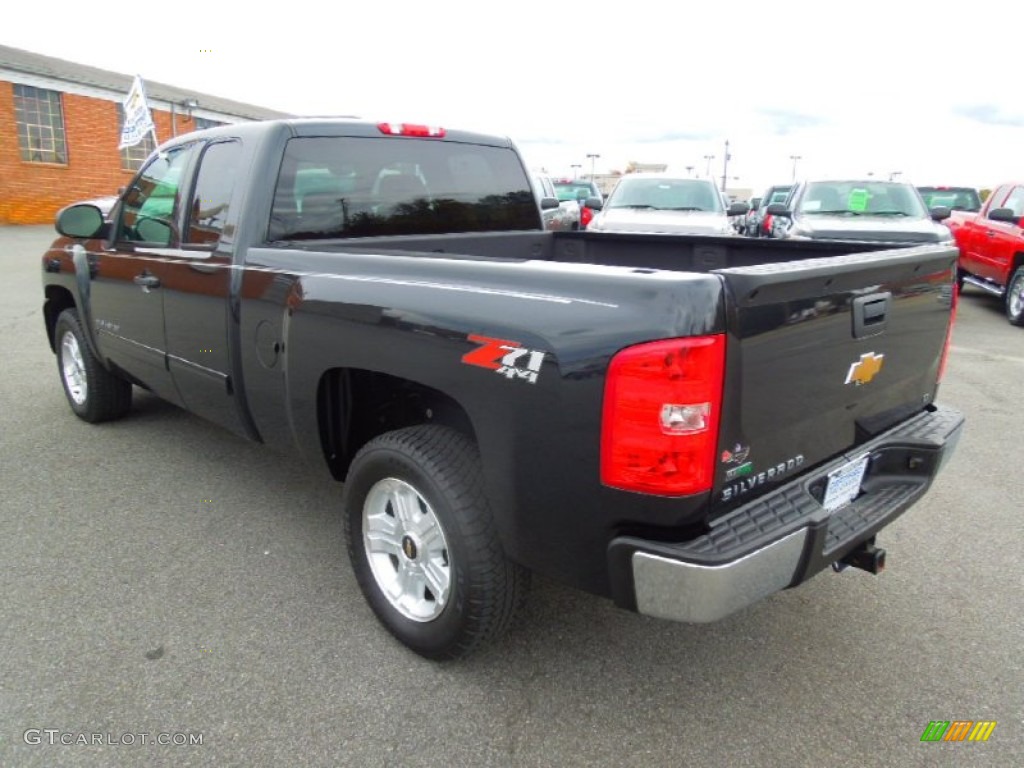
(607, 403, 965, 623)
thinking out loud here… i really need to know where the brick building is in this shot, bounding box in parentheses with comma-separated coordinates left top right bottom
(0, 44, 292, 224)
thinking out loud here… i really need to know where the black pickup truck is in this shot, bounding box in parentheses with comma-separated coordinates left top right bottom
(42, 119, 964, 659)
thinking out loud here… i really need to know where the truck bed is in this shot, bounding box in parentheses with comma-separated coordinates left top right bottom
(278, 229, 899, 272)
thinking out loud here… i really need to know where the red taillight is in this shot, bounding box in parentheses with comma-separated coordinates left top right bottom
(938, 281, 958, 381)
(377, 122, 446, 138)
(580, 206, 594, 228)
(601, 335, 726, 496)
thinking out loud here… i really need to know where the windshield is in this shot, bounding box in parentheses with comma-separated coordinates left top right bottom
(917, 187, 981, 212)
(607, 178, 723, 212)
(552, 180, 599, 202)
(796, 181, 928, 218)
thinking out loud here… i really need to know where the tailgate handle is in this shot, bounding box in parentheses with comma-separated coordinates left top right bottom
(852, 292, 891, 338)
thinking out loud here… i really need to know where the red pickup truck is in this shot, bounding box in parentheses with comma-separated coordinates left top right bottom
(951, 182, 1024, 325)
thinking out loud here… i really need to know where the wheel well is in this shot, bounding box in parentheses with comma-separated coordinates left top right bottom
(43, 286, 76, 352)
(317, 368, 476, 481)
(1013, 252, 1024, 276)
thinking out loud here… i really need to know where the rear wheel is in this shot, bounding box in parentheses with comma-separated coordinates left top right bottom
(343, 425, 528, 660)
(54, 308, 132, 422)
(1006, 267, 1024, 326)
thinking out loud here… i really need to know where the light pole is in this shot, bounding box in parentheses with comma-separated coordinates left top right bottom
(684, 165, 695, 177)
(720, 139, 732, 192)
(586, 153, 600, 181)
(888, 171, 902, 182)
(703, 154, 715, 179)
(570, 164, 581, 179)
(789, 154, 802, 182)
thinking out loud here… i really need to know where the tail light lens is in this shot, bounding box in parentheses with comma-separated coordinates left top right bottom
(580, 206, 594, 228)
(601, 335, 726, 496)
(938, 280, 958, 381)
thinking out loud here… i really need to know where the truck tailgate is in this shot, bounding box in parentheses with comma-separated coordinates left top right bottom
(711, 246, 957, 511)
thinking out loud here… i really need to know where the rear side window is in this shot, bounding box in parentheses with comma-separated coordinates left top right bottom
(268, 137, 539, 240)
(186, 140, 242, 245)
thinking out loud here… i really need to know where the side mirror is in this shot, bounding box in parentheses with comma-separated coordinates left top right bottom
(540, 197, 560, 210)
(728, 201, 750, 216)
(929, 205, 952, 222)
(135, 216, 175, 245)
(55, 203, 107, 239)
(584, 196, 603, 211)
(988, 207, 1017, 223)
(765, 203, 791, 217)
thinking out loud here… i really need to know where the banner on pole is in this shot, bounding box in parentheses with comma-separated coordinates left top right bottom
(118, 75, 155, 149)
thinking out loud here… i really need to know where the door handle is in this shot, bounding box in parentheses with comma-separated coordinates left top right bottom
(986, 230, 996, 238)
(133, 273, 161, 292)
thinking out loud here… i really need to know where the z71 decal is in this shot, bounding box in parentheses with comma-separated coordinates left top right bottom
(462, 334, 546, 384)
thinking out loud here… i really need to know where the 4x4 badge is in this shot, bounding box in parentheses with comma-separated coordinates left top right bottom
(845, 352, 884, 386)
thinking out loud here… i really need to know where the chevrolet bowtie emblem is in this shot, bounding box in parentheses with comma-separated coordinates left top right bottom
(845, 352, 885, 385)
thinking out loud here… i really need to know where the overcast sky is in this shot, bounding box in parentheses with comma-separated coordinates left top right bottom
(5, 1, 1022, 194)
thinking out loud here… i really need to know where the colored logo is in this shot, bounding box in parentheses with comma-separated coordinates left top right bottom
(845, 352, 884, 386)
(920, 720, 996, 742)
(462, 334, 546, 385)
(724, 462, 753, 481)
(721, 443, 750, 465)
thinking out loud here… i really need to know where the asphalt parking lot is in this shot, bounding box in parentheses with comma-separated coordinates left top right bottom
(1, 224, 1021, 767)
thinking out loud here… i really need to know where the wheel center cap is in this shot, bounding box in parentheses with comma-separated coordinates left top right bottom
(401, 535, 418, 560)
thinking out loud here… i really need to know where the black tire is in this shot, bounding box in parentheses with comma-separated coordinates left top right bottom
(343, 425, 529, 660)
(1005, 266, 1024, 327)
(54, 308, 132, 422)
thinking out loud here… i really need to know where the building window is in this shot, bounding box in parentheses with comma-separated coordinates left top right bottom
(13, 84, 68, 164)
(118, 104, 156, 171)
(193, 117, 224, 131)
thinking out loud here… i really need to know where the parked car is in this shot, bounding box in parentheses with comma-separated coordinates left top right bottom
(532, 172, 580, 231)
(950, 181, 1024, 325)
(738, 196, 761, 235)
(746, 184, 793, 237)
(917, 185, 983, 242)
(917, 186, 982, 213)
(553, 178, 602, 229)
(766, 180, 953, 244)
(43, 118, 962, 659)
(586, 174, 747, 234)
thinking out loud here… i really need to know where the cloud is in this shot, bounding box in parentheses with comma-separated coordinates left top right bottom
(953, 104, 1024, 127)
(757, 109, 826, 136)
(631, 129, 717, 144)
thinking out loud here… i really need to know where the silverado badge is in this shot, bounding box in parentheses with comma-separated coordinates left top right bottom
(845, 352, 885, 386)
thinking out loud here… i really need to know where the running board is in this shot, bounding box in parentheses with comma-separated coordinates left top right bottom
(963, 275, 1005, 296)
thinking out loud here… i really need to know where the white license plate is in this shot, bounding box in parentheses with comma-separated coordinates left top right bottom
(821, 455, 869, 512)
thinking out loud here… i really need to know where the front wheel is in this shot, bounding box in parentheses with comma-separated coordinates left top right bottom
(54, 308, 132, 422)
(1006, 267, 1024, 327)
(343, 425, 528, 660)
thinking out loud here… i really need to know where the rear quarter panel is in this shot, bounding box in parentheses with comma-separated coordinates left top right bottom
(238, 247, 726, 594)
